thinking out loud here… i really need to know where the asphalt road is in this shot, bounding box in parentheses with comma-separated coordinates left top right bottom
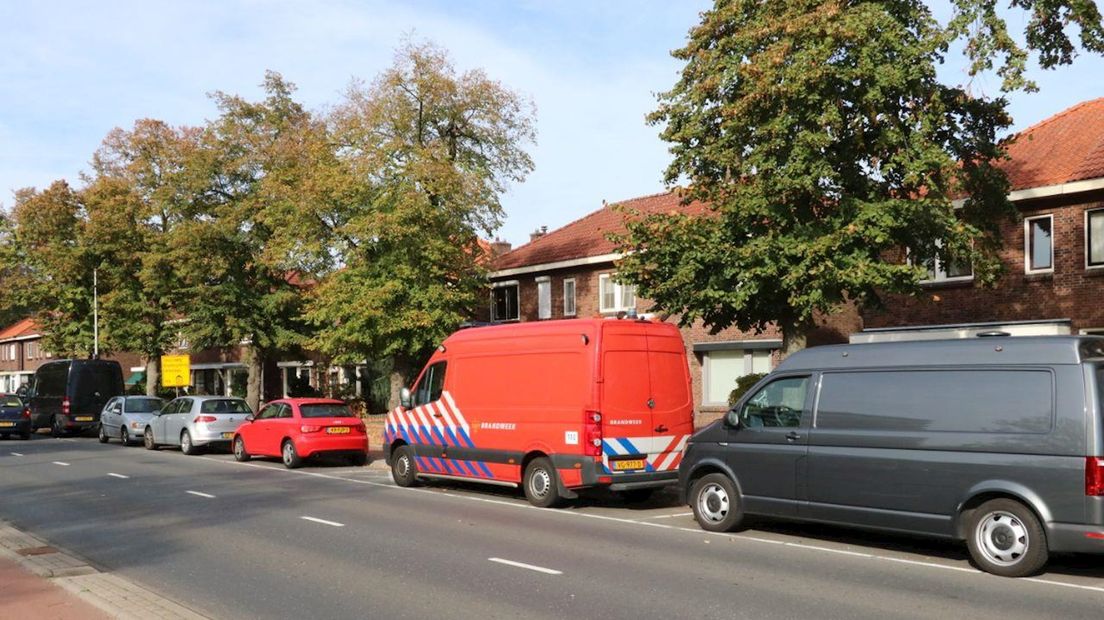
(2, 433, 1104, 619)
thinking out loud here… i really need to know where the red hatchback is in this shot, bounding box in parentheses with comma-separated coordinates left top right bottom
(232, 398, 368, 468)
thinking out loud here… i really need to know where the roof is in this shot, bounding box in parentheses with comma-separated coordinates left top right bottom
(492, 190, 708, 271)
(0, 319, 40, 342)
(1002, 98, 1104, 191)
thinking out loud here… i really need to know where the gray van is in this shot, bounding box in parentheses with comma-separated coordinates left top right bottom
(678, 335, 1104, 577)
(28, 359, 124, 437)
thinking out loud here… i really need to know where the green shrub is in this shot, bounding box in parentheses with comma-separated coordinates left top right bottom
(728, 373, 767, 406)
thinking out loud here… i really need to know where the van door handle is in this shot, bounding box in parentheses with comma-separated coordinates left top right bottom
(654, 425, 668, 433)
(785, 431, 801, 442)
(432, 412, 443, 418)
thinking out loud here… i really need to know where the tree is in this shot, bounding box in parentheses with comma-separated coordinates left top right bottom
(616, 0, 1104, 356)
(306, 41, 536, 391)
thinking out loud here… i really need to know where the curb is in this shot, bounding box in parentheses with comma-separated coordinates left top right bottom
(0, 520, 209, 619)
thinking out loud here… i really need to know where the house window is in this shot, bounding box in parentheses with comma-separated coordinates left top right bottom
(1025, 215, 1054, 273)
(917, 240, 973, 283)
(1087, 209, 1104, 268)
(563, 278, 576, 317)
(536, 277, 551, 320)
(598, 273, 636, 313)
(491, 281, 519, 322)
(703, 348, 774, 407)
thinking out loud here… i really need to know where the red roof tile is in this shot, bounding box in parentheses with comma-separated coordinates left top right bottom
(493, 190, 707, 270)
(0, 319, 40, 342)
(1003, 98, 1104, 190)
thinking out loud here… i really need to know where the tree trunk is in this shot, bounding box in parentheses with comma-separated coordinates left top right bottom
(780, 319, 812, 360)
(245, 346, 264, 412)
(145, 356, 160, 397)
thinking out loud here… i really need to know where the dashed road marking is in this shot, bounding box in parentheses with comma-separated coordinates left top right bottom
(107, 473, 129, 479)
(52, 461, 70, 466)
(185, 490, 215, 499)
(10, 452, 23, 457)
(488, 557, 562, 575)
(301, 516, 344, 527)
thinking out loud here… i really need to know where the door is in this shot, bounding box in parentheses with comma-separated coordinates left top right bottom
(152, 400, 176, 442)
(164, 398, 191, 444)
(409, 362, 452, 474)
(724, 374, 812, 516)
(644, 328, 695, 472)
(249, 403, 280, 455)
(102, 398, 122, 434)
(600, 329, 653, 475)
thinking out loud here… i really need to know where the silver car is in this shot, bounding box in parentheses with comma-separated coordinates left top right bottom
(144, 396, 253, 455)
(98, 396, 165, 445)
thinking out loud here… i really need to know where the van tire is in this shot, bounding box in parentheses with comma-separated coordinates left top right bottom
(391, 446, 418, 487)
(966, 498, 1048, 577)
(50, 415, 64, 438)
(523, 457, 563, 508)
(144, 427, 159, 450)
(98, 424, 109, 443)
(690, 473, 745, 532)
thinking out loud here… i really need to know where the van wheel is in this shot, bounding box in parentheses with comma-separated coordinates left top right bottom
(98, 424, 109, 443)
(144, 427, 159, 450)
(523, 457, 563, 508)
(50, 415, 65, 438)
(966, 498, 1048, 577)
(391, 446, 418, 486)
(181, 430, 200, 455)
(233, 436, 251, 462)
(282, 440, 302, 469)
(691, 473, 745, 532)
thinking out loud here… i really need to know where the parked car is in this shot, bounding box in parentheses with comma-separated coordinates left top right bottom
(28, 360, 124, 437)
(679, 335, 1104, 577)
(143, 396, 252, 455)
(0, 394, 31, 440)
(384, 317, 695, 507)
(232, 398, 368, 469)
(98, 396, 165, 445)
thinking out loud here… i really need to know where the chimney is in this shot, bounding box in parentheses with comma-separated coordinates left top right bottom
(490, 237, 512, 256)
(529, 225, 548, 243)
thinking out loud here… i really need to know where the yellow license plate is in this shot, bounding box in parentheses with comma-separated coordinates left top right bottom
(0, 422, 14, 427)
(75, 416, 93, 422)
(612, 459, 646, 471)
(221, 432, 234, 439)
(326, 427, 351, 434)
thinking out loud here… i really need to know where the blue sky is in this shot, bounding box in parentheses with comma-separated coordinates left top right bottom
(1, 1, 1102, 247)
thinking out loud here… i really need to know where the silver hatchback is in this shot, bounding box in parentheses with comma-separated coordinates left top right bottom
(99, 396, 165, 445)
(144, 396, 253, 455)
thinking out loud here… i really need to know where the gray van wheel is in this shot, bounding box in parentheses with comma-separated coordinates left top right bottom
(50, 415, 65, 438)
(966, 498, 1048, 577)
(691, 473, 745, 532)
(523, 457, 563, 508)
(391, 446, 418, 487)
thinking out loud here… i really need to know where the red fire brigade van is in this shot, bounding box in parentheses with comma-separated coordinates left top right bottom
(384, 318, 694, 507)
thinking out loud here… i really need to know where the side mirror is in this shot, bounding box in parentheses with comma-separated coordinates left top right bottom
(399, 387, 412, 409)
(724, 408, 742, 428)
(245, 415, 255, 423)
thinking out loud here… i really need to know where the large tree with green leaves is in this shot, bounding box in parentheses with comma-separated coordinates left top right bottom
(306, 41, 536, 387)
(616, 0, 1104, 355)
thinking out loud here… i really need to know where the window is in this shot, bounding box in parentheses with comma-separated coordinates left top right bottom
(598, 273, 636, 313)
(491, 282, 519, 322)
(536, 277, 551, 320)
(916, 240, 973, 283)
(563, 278, 576, 316)
(257, 404, 280, 420)
(739, 376, 808, 428)
(414, 361, 447, 406)
(816, 370, 1053, 433)
(1087, 209, 1104, 268)
(704, 349, 774, 406)
(1025, 215, 1054, 273)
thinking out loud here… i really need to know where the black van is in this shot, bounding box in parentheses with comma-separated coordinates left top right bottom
(29, 360, 124, 437)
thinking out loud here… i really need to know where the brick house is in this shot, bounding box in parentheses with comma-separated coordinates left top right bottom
(861, 98, 1104, 341)
(488, 192, 862, 423)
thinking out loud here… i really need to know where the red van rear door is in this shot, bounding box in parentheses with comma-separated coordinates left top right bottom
(600, 327, 653, 475)
(643, 326, 694, 474)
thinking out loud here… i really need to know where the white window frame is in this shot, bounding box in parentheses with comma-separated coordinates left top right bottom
(1085, 208, 1104, 270)
(701, 348, 776, 407)
(1080, 328, 1104, 336)
(563, 278, 576, 317)
(535, 276, 551, 320)
(598, 273, 637, 313)
(490, 280, 520, 322)
(1024, 214, 1055, 274)
(916, 240, 974, 284)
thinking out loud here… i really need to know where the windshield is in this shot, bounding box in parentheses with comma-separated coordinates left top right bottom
(125, 398, 164, 413)
(300, 404, 353, 419)
(1, 397, 21, 408)
(199, 399, 251, 414)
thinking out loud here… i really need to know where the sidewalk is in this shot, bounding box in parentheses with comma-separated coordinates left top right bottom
(0, 521, 208, 619)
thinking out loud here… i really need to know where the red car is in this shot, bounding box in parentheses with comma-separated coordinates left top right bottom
(233, 398, 368, 468)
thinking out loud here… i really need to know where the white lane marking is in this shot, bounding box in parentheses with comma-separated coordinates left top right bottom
(642, 512, 693, 520)
(186, 490, 216, 499)
(58, 438, 76, 443)
(188, 455, 1104, 596)
(301, 516, 345, 527)
(107, 473, 129, 479)
(488, 557, 562, 575)
(52, 461, 70, 466)
(10, 452, 23, 457)
(784, 542, 872, 558)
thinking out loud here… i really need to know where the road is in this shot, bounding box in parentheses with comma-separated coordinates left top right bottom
(1, 434, 1103, 619)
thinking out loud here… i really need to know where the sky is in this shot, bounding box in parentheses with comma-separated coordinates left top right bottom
(1, 1, 1102, 247)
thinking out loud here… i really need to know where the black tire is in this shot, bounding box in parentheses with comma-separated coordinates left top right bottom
(98, 424, 109, 443)
(523, 457, 563, 508)
(690, 473, 745, 532)
(50, 415, 65, 438)
(348, 452, 368, 467)
(233, 436, 251, 462)
(19, 431, 30, 441)
(615, 488, 655, 503)
(144, 427, 159, 450)
(180, 430, 200, 455)
(120, 427, 130, 446)
(281, 439, 302, 469)
(390, 445, 418, 487)
(965, 498, 1049, 577)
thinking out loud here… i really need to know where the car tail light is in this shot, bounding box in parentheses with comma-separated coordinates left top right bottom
(194, 415, 217, 423)
(300, 425, 322, 433)
(21, 408, 30, 420)
(353, 422, 366, 433)
(61, 398, 70, 416)
(1086, 457, 1104, 496)
(584, 410, 603, 457)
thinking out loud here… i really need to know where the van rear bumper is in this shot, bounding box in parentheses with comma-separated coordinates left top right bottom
(1046, 522, 1104, 553)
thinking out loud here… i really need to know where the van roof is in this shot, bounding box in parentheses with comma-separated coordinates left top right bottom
(776, 335, 1104, 371)
(442, 317, 671, 345)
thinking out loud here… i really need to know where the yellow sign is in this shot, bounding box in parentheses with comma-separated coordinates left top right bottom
(161, 355, 191, 388)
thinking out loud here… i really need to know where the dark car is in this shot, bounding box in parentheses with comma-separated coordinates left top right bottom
(0, 394, 31, 440)
(28, 360, 124, 437)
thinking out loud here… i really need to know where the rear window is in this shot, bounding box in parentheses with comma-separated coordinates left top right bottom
(36, 364, 68, 396)
(125, 398, 164, 413)
(199, 399, 251, 414)
(75, 363, 123, 399)
(300, 404, 353, 419)
(1, 397, 21, 408)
